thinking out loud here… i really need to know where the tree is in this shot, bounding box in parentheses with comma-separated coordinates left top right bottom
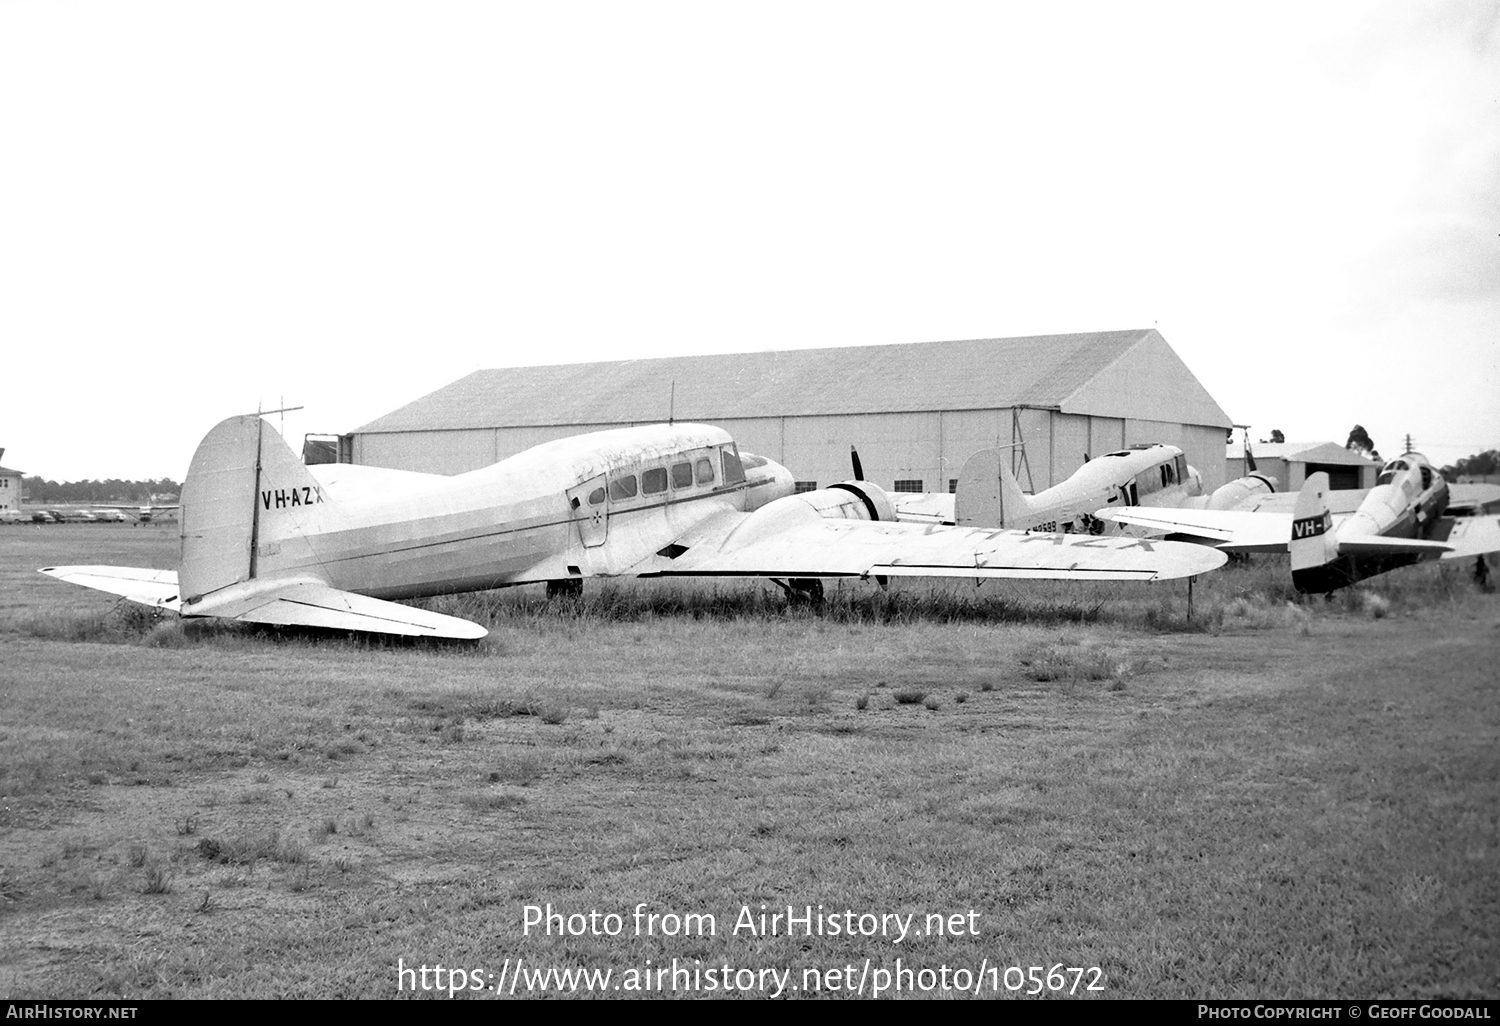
(1269, 429, 1284, 444)
(1346, 425, 1379, 461)
(1440, 449, 1500, 482)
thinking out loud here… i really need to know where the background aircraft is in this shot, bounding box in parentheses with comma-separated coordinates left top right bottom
(1099, 452, 1500, 592)
(893, 443, 1279, 533)
(90, 503, 180, 523)
(41, 415, 1227, 639)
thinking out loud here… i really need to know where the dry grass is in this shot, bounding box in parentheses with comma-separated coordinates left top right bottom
(2, 527, 1498, 999)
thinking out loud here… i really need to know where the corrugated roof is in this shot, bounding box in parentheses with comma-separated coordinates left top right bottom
(357, 328, 1211, 433)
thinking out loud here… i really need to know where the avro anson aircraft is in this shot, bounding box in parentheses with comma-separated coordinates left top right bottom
(1098, 451, 1500, 592)
(41, 414, 1227, 639)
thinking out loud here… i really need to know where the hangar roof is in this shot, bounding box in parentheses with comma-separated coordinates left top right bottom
(1229, 442, 1378, 466)
(356, 328, 1232, 433)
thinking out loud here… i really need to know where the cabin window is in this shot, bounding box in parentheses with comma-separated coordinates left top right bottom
(722, 447, 746, 485)
(794, 481, 818, 493)
(1135, 471, 1159, 496)
(587, 486, 606, 506)
(695, 457, 715, 485)
(1176, 455, 1188, 483)
(672, 462, 694, 488)
(1420, 466, 1432, 489)
(949, 479, 958, 493)
(608, 474, 638, 501)
(642, 467, 668, 495)
(741, 453, 768, 470)
(893, 480, 923, 493)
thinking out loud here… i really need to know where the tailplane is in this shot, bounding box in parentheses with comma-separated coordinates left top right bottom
(954, 448, 1036, 529)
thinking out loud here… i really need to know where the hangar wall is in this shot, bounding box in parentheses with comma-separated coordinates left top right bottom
(354, 408, 1221, 495)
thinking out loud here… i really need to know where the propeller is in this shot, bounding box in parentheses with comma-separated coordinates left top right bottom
(850, 445, 864, 480)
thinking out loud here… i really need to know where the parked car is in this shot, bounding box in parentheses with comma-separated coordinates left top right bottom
(91, 510, 132, 523)
(0, 509, 28, 524)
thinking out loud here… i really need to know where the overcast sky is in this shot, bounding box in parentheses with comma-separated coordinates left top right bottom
(2, 0, 1496, 482)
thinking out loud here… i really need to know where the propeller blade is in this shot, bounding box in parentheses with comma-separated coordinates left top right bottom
(850, 446, 864, 480)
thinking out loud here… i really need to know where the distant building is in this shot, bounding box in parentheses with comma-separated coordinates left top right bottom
(0, 448, 23, 511)
(1227, 441, 1377, 491)
(350, 329, 1235, 493)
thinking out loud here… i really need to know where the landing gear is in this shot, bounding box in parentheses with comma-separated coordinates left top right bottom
(546, 578, 584, 600)
(771, 577, 825, 605)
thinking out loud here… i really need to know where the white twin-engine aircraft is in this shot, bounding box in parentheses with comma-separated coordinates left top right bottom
(1098, 451, 1500, 593)
(894, 443, 1279, 533)
(40, 415, 1227, 639)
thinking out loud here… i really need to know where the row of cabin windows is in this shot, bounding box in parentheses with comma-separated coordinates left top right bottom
(587, 450, 742, 507)
(1133, 455, 1189, 498)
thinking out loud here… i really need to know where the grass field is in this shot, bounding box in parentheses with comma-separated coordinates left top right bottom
(1, 525, 1497, 998)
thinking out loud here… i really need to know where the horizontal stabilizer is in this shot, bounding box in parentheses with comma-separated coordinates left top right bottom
(190, 579, 488, 639)
(39, 566, 181, 610)
(1336, 537, 1452, 557)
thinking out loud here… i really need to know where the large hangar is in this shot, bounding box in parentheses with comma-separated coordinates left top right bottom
(350, 328, 1234, 494)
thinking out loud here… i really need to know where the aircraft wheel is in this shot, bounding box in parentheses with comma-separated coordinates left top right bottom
(787, 578, 824, 605)
(546, 578, 584, 600)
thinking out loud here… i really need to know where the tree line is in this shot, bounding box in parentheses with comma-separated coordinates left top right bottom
(22, 477, 181, 504)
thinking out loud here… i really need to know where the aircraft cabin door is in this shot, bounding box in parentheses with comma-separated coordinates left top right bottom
(566, 475, 609, 548)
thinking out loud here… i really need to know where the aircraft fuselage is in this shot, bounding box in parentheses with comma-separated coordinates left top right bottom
(243, 425, 794, 602)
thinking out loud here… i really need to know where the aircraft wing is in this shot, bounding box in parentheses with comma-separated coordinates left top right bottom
(1446, 484, 1500, 516)
(1434, 516, 1500, 561)
(1096, 508, 1294, 553)
(627, 508, 1226, 581)
(890, 491, 956, 525)
(1223, 489, 1367, 515)
(39, 566, 182, 609)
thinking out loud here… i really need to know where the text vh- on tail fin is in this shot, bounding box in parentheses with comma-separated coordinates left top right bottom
(1289, 472, 1340, 591)
(954, 449, 1034, 529)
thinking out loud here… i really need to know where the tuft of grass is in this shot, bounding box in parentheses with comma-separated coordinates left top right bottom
(127, 842, 148, 868)
(855, 693, 869, 711)
(142, 864, 172, 895)
(488, 753, 543, 787)
(539, 704, 569, 725)
(922, 695, 941, 712)
(893, 689, 928, 705)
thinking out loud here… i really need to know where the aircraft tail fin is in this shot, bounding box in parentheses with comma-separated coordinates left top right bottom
(954, 448, 1034, 529)
(179, 415, 326, 605)
(1289, 471, 1340, 591)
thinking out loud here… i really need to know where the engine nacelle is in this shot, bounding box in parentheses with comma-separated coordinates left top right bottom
(719, 481, 895, 553)
(827, 481, 897, 522)
(1206, 474, 1276, 511)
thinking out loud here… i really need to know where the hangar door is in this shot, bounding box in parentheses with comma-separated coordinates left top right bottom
(1305, 463, 1361, 490)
